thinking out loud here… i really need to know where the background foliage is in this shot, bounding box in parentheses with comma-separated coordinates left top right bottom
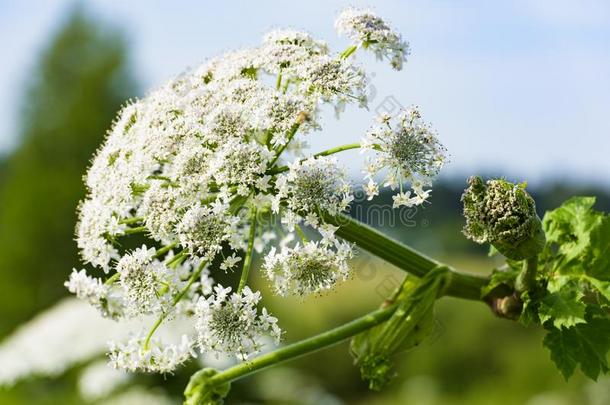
(0, 7, 137, 336)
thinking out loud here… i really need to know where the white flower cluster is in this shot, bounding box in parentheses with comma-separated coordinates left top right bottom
(264, 239, 353, 297)
(362, 107, 447, 208)
(195, 285, 281, 360)
(65, 9, 446, 374)
(108, 334, 196, 374)
(274, 156, 353, 229)
(335, 7, 410, 70)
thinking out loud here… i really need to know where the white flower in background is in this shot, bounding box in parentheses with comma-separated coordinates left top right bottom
(98, 387, 176, 405)
(263, 241, 353, 297)
(362, 106, 446, 207)
(0, 298, 193, 386)
(108, 334, 196, 373)
(78, 360, 131, 401)
(195, 285, 281, 360)
(335, 7, 410, 70)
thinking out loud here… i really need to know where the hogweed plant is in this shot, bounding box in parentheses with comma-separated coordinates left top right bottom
(63, 7, 610, 404)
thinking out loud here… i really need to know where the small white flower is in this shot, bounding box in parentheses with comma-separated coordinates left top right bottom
(220, 253, 242, 272)
(195, 285, 281, 360)
(76, 200, 123, 272)
(363, 106, 446, 206)
(392, 191, 415, 208)
(364, 179, 379, 200)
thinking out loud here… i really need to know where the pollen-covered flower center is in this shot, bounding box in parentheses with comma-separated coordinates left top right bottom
(387, 128, 434, 176)
(277, 156, 352, 220)
(293, 254, 335, 292)
(263, 241, 352, 297)
(177, 204, 234, 258)
(210, 307, 248, 343)
(294, 168, 337, 208)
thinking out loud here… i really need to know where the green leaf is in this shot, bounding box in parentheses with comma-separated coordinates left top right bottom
(543, 313, 610, 380)
(538, 280, 586, 329)
(542, 196, 610, 279)
(586, 277, 610, 306)
(543, 197, 596, 244)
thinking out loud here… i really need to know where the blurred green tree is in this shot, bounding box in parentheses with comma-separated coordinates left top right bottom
(0, 6, 138, 336)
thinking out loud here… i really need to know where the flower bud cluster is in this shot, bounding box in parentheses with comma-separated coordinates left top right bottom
(462, 176, 545, 260)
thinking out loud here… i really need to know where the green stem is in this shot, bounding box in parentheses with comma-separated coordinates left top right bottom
(155, 243, 177, 259)
(321, 212, 488, 300)
(340, 44, 358, 59)
(104, 273, 119, 286)
(119, 216, 144, 225)
(185, 211, 491, 399)
(268, 143, 361, 175)
(268, 124, 300, 168)
(143, 317, 164, 351)
(123, 226, 147, 235)
(516, 256, 538, 293)
(295, 224, 308, 243)
(165, 249, 187, 267)
(237, 208, 257, 293)
(206, 304, 396, 387)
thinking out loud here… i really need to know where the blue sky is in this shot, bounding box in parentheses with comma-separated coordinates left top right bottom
(1, 0, 609, 186)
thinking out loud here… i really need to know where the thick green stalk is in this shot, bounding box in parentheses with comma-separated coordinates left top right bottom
(322, 212, 488, 300)
(206, 304, 396, 387)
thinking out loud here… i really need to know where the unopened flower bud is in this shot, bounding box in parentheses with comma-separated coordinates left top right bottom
(461, 176, 545, 260)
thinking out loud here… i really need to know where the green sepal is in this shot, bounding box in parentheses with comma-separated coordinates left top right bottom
(350, 266, 448, 390)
